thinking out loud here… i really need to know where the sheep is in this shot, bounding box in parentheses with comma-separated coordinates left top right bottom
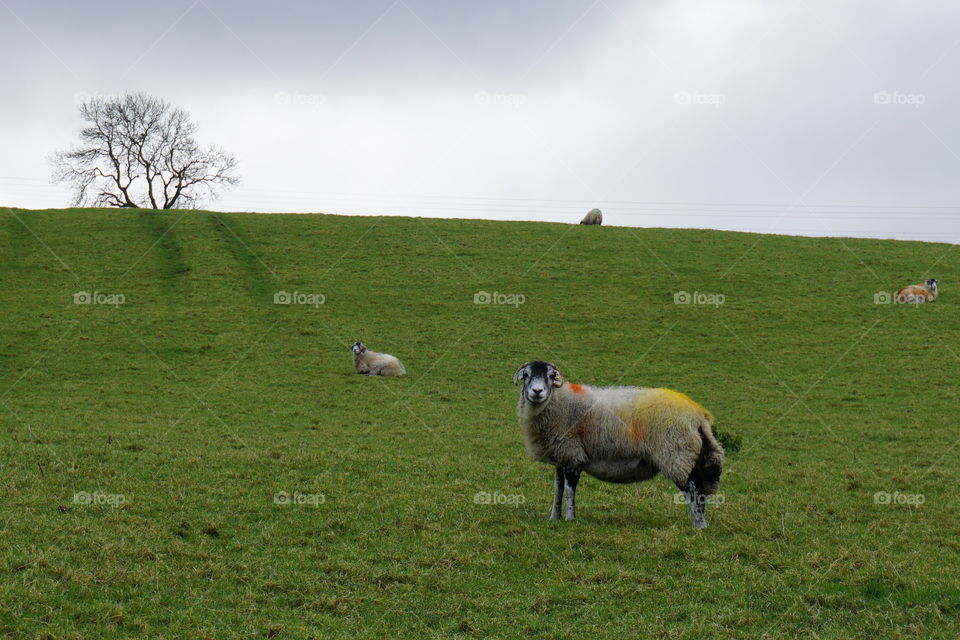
(579, 208, 602, 225)
(896, 279, 938, 303)
(513, 361, 724, 528)
(351, 342, 406, 376)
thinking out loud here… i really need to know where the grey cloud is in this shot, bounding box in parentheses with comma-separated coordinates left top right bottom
(2, 0, 959, 242)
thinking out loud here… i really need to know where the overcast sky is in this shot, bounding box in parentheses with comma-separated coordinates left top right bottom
(2, 0, 959, 241)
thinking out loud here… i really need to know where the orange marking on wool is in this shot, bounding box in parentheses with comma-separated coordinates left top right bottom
(568, 383, 585, 394)
(570, 415, 596, 441)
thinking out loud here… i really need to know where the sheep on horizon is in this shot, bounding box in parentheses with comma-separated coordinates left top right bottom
(579, 208, 602, 225)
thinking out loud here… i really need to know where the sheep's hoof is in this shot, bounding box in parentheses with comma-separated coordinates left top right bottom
(549, 513, 560, 520)
(693, 520, 707, 529)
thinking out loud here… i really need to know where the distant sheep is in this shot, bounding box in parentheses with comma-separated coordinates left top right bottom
(351, 342, 406, 376)
(896, 279, 938, 303)
(579, 208, 602, 225)
(514, 361, 723, 528)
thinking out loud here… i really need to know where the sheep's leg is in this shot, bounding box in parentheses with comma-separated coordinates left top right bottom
(682, 479, 707, 529)
(563, 468, 581, 521)
(549, 467, 564, 520)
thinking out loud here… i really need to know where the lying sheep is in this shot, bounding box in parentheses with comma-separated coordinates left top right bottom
(514, 361, 724, 528)
(896, 279, 938, 303)
(351, 342, 406, 376)
(579, 208, 602, 225)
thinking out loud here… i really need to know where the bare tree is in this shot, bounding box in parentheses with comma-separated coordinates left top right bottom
(51, 93, 239, 209)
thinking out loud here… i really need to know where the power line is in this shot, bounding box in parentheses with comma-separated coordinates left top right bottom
(2, 176, 960, 211)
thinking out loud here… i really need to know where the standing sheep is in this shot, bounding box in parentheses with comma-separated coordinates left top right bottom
(579, 208, 602, 225)
(514, 361, 724, 528)
(896, 279, 938, 303)
(351, 342, 406, 376)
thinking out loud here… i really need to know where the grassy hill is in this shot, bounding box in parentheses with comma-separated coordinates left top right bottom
(1, 207, 958, 639)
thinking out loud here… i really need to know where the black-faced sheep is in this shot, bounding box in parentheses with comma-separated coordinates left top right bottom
(896, 279, 938, 303)
(514, 361, 723, 528)
(351, 342, 406, 376)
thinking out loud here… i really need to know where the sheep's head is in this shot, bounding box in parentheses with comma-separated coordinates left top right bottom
(926, 279, 939, 292)
(514, 361, 564, 404)
(351, 342, 367, 356)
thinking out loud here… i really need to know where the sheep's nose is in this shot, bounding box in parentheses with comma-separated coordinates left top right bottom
(531, 387, 544, 395)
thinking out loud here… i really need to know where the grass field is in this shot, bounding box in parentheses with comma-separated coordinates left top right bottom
(1, 207, 958, 639)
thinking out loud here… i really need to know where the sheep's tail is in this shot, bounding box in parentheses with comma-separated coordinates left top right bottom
(695, 420, 724, 495)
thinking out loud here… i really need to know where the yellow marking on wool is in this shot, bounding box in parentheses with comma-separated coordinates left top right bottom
(625, 388, 711, 441)
(655, 388, 711, 416)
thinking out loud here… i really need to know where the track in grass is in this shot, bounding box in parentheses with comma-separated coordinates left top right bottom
(1, 208, 958, 639)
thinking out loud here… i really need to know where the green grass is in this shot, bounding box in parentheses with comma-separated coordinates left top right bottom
(1, 207, 958, 639)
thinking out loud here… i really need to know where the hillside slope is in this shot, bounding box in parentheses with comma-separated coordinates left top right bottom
(1, 208, 958, 639)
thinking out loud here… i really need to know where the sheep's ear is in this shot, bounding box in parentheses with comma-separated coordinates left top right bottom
(513, 363, 531, 385)
(550, 368, 564, 387)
